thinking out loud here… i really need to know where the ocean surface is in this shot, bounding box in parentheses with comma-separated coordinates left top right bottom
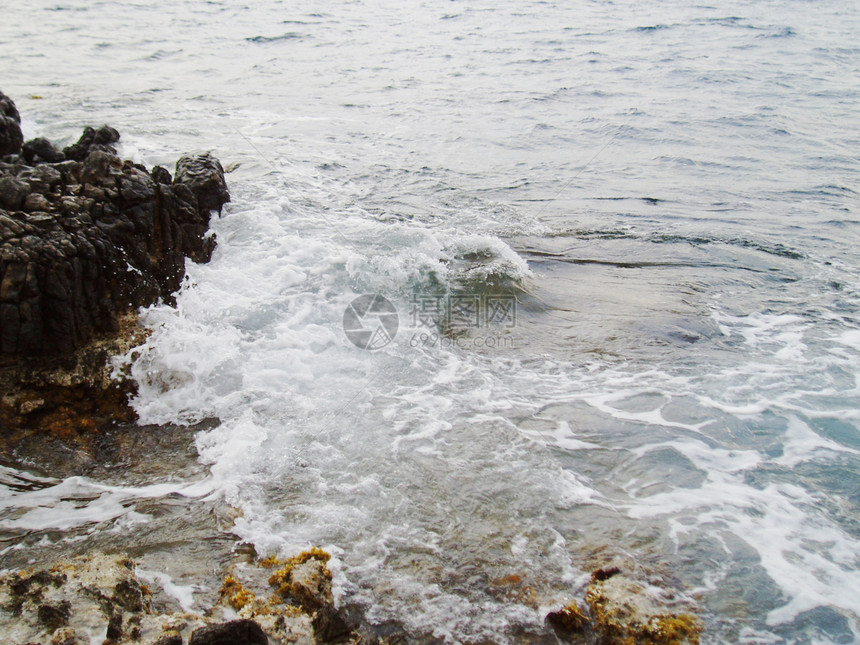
(1, 0, 859, 642)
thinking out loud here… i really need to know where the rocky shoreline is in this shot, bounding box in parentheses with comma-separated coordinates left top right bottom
(0, 92, 703, 645)
(0, 90, 375, 645)
(1, 90, 228, 449)
(0, 550, 365, 645)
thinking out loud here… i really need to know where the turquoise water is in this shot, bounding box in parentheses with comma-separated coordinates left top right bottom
(1, 0, 859, 642)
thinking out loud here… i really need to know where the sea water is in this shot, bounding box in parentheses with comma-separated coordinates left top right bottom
(1, 0, 859, 642)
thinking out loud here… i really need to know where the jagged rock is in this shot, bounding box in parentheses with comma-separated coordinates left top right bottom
(189, 619, 268, 645)
(546, 558, 702, 645)
(94, 125, 120, 145)
(0, 554, 149, 644)
(80, 148, 121, 185)
(106, 611, 123, 639)
(62, 125, 120, 161)
(0, 95, 229, 359)
(0, 90, 230, 436)
(152, 165, 172, 185)
(290, 559, 350, 641)
(38, 601, 72, 630)
(0, 554, 319, 645)
(51, 626, 80, 645)
(52, 159, 83, 183)
(22, 192, 52, 212)
(0, 90, 20, 122)
(267, 550, 351, 643)
(23, 163, 64, 194)
(153, 635, 183, 645)
(175, 153, 230, 217)
(23, 137, 65, 164)
(546, 600, 589, 635)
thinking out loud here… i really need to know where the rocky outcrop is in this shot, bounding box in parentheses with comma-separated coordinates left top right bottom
(0, 126, 228, 356)
(0, 551, 368, 645)
(545, 557, 702, 645)
(0, 554, 303, 645)
(0, 90, 229, 436)
(265, 550, 351, 642)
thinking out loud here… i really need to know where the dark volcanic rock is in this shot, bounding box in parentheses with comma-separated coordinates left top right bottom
(151, 165, 172, 185)
(62, 124, 121, 161)
(0, 91, 20, 122)
(189, 619, 268, 645)
(23, 137, 65, 164)
(0, 105, 228, 357)
(0, 116, 23, 157)
(0, 91, 23, 157)
(0, 175, 30, 209)
(0, 90, 229, 435)
(175, 153, 231, 217)
(269, 552, 352, 643)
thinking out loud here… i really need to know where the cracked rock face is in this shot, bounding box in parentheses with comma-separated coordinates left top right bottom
(0, 90, 230, 436)
(0, 92, 229, 358)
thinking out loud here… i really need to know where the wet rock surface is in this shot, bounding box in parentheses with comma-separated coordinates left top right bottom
(188, 619, 269, 645)
(545, 554, 702, 645)
(0, 551, 372, 645)
(0, 90, 229, 439)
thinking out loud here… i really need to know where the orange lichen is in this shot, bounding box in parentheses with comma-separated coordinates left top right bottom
(641, 614, 702, 645)
(220, 575, 256, 610)
(546, 600, 590, 633)
(259, 555, 281, 569)
(586, 582, 702, 645)
(267, 547, 332, 596)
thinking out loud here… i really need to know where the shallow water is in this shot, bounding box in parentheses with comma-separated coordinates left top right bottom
(1, 0, 859, 642)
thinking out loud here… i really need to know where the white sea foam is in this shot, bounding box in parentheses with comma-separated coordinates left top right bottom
(0, 475, 214, 532)
(836, 330, 860, 352)
(137, 569, 198, 613)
